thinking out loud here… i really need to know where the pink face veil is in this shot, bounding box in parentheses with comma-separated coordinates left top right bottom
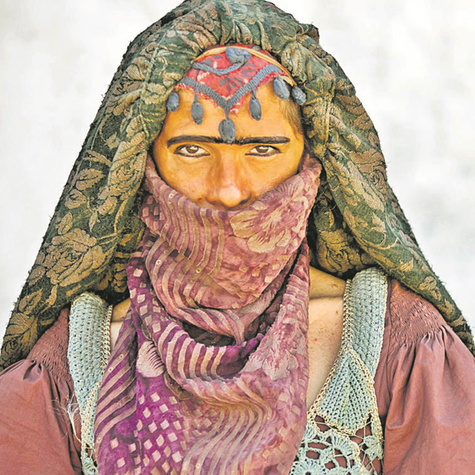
(94, 148, 322, 474)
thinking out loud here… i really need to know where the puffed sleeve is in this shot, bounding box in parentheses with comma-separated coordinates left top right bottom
(374, 280, 475, 474)
(0, 309, 82, 475)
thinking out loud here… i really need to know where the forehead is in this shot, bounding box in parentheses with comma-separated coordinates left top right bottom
(158, 84, 300, 142)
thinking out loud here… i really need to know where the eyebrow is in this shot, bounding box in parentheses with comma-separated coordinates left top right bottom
(166, 135, 290, 147)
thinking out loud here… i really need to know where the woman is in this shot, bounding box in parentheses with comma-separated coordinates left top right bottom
(1, 1, 475, 474)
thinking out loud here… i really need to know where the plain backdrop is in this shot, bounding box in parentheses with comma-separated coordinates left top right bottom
(1, 0, 474, 334)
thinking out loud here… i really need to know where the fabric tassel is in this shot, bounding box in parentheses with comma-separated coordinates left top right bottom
(226, 47, 251, 64)
(191, 95, 204, 124)
(273, 76, 290, 100)
(250, 90, 262, 120)
(166, 91, 180, 112)
(291, 86, 306, 105)
(219, 118, 236, 143)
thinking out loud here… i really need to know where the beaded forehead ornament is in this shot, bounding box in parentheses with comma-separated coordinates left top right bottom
(166, 45, 306, 143)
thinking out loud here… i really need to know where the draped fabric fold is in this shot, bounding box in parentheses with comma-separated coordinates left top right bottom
(94, 157, 321, 474)
(2, 0, 472, 371)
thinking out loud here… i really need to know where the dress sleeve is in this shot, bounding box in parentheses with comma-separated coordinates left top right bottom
(374, 280, 475, 474)
(0, 309, 82, 475)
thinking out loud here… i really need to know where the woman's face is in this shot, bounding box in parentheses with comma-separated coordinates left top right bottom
(152, 83, 305, 210)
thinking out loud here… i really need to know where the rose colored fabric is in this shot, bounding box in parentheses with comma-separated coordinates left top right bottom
(0, 309, 82, 475)
(1, 280, 475, 474)
(375, 280, 475, 474)
(94, 156, 322, 475)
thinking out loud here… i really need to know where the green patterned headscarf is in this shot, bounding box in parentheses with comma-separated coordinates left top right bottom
(1, 0, 473, 370)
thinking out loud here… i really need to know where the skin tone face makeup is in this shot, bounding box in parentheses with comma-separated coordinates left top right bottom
(152, 83, 305, 210)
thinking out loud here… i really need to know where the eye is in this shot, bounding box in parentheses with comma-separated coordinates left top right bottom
(246, 145, 280, 157)
(174, 144, 209, 158)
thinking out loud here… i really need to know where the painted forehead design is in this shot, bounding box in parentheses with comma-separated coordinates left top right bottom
(166, 45, 306, 143)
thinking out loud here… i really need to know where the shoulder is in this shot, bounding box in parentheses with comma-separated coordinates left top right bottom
(386, 279, 448, 345)
(308, 266, 346, 299)
(376, 277, 475, 418)
(27, 307, 72, 379)
(0, 308, 82, 474)
(377, 280, 475, 473)
(376, 278, 475, 392)
(378, 278, 464, 388)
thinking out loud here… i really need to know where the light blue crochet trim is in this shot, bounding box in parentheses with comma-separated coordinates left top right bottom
(348, 268, 388, 377)
(290, 267, 387, 474)
(315, 267, 387, 432)
(68, 292, 112, 475)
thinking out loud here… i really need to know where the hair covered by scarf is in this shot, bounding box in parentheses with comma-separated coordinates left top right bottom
(1, 0, 473, 370)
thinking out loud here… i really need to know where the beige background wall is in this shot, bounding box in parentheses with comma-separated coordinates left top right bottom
(1, 0, 474, 332)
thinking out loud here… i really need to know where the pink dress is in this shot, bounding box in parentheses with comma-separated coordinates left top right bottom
(1, 280, 474, 474)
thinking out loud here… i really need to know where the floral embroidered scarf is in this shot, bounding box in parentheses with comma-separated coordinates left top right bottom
(94, 156, 322, 474)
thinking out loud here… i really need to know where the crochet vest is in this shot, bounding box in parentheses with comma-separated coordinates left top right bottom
(290, 267, 387, 474)
(69, 267, 387, 475)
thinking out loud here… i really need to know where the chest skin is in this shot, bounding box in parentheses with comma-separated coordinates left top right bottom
(110, 266, 345, 409)
(306, 266, 345, 408)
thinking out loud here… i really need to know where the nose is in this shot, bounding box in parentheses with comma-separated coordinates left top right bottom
(206, 155, 251, 209)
